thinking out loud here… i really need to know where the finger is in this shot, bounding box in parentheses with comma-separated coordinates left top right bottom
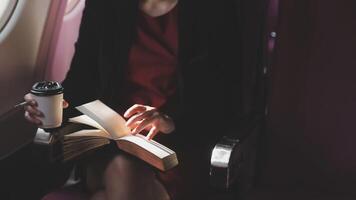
(131, 116, 158, 135)
(63, 100, 69, 108)
(144, 125, 152, 131)
(24, 93, 32, 101)
(146, 126, 159, 140)
(125, 110, 156, 128)
(24, 93, 37, 106)
(24, 112, 42, 125)
(127, 120, 141, 132)
(124, 104, 147, 118)
(24, 105, 43, 117)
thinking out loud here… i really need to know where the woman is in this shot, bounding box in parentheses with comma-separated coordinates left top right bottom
(25, 0, 243, 199)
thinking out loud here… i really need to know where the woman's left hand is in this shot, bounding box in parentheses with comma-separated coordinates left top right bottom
(124, 104, 175, 140)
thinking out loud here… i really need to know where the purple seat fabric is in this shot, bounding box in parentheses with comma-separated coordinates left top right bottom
(42, 190, 89, 200)
(246, 187, 356, 200)
(250, 0, 356, 198)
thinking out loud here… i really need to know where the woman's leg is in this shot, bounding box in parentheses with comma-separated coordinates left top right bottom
(92, 153, 170, 200)
(90, 190, 106, 200)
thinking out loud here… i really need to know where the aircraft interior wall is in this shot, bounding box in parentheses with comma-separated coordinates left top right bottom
(0, 0, 84, 116)
(0, 0, 52, 114)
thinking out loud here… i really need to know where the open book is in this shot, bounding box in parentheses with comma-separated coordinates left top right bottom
(63, 100, 178, 171)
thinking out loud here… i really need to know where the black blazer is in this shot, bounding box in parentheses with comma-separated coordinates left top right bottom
(62, 0, 255, 144)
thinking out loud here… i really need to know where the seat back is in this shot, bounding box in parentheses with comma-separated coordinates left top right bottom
(257, 0, 356, 193)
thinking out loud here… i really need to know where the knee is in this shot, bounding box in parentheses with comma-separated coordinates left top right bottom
(103, 154, 170, 200)
(104, 154, 155, 180)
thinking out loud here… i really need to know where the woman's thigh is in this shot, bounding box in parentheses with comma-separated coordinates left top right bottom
(83, 138, 212, 199)
(83, 146, 170, 199)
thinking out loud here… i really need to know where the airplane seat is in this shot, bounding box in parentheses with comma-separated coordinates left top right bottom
(214, 0, 356, 199)
(258, 0, 356, 194)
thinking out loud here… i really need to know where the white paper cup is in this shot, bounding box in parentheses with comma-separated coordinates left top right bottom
(30, 81, 64, 129)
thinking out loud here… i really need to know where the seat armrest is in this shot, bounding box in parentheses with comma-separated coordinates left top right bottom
(210, 136, 241, 189)
(33, 122, 88, 161)
(0, 106, 37, 160)
(210, 116, 262, 190)
(33, 127, 82, 187)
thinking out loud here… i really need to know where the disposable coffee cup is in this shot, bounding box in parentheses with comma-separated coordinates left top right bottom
(30, 81, 64, 129)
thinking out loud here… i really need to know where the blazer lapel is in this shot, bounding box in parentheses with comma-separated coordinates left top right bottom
(177, 0, 211, 67)
(104, 0, 139, 104)
(111, 0, 139, 69)
(177, 0, 194, 65)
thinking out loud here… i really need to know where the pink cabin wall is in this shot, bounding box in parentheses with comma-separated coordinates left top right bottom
(45, 0, 86, 82)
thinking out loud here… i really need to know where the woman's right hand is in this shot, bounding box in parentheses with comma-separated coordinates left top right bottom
(23, 93, 69, 126)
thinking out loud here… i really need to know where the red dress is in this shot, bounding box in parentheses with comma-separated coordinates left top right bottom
(123, 7, 184, 199)
(122, 6, 178, 110)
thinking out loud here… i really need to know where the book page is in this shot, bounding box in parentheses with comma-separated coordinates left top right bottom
(64, 129, 110, 138)
(116, 134, 178, 171)
(76, 100, 131, 140)
(69, 115, 106, 131)
(118, 134, 171, 159)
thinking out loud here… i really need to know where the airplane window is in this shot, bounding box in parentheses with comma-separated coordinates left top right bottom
(0, 0, 17, 32)
(65, 0, 81, 14)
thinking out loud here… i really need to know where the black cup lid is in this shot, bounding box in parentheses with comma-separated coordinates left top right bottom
(30, 81, 64, 96)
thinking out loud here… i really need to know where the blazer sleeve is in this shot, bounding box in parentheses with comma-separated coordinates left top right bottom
(61, 0, 101, 118)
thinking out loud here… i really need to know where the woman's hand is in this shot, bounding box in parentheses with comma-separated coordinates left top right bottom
(23, 93, 69, 126)
(124, 104, 175, 140)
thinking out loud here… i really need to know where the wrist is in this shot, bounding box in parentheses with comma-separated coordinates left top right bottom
(160, 114, 175, 134)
